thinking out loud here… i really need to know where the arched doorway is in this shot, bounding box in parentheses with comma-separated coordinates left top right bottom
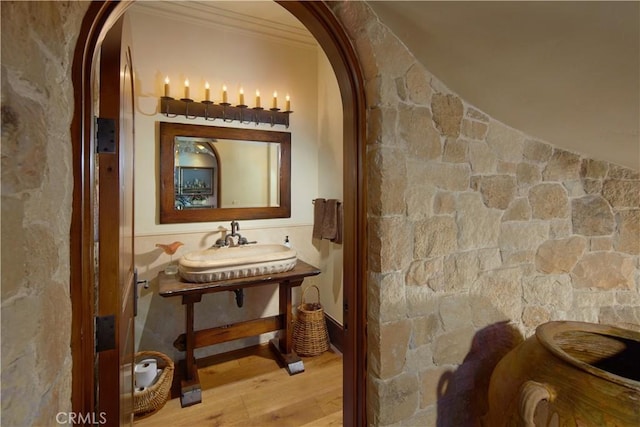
(71, 2, 367, 425)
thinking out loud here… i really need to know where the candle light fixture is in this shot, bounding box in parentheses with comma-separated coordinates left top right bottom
(159, 79, 293, 127)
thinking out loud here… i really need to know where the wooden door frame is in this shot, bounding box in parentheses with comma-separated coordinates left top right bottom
(70, 1, 367, 425)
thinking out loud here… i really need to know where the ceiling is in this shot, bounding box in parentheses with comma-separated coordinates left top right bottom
(133, 1, 640, 170)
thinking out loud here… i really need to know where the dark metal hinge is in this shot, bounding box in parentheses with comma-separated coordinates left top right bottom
(96, 117, 116, 153)
(95, 315, 115, 352)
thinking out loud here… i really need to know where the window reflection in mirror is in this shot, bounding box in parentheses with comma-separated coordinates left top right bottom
(160, 122, 291, 223)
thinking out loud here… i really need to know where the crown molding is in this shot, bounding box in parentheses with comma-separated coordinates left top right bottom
(130, 1, 318, 49)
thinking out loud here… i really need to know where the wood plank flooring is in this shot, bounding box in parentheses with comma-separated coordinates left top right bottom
(134, 344, 343, 426)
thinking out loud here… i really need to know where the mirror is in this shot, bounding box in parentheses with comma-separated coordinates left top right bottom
(159, 122, 291, 223)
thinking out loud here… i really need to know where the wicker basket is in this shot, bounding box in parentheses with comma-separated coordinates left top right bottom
(293, 285, 329, 356)
(133, 351, 174, 416)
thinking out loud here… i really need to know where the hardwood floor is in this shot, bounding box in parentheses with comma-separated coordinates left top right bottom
(134, 344, 343, 426)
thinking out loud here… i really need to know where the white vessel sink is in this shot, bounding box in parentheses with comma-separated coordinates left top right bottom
(178, 244, 297, 283)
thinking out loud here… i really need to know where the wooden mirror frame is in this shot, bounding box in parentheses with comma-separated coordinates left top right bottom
(159, 122, 291, 223)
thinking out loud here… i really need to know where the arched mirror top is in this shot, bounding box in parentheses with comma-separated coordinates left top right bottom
(159, 122, 291, 223)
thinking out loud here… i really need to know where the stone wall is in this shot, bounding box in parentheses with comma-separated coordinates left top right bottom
(332, 2, 640, 426)
(1, 2, 638, 426)
(1, 1, 89, 425)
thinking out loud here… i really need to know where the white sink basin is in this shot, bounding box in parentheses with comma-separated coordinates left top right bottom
(178, 244, 297, 283)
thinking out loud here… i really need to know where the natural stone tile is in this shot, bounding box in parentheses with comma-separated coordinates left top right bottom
(581, 158, 609, 179)
(469, 141, 498, 174)
(406, 258, 444, 291)
(602, 179, 640, 208)
(405, 63, 432, 105)
(414, 216, 458, 259)
(571, 195, 615, 236)
(456, 193, 502, 250)
(523, 139, 552, 163)
(410, 314, 440, 348)
(572, 291, 616, 308)
(549, 219, 572, 239)
(440, 295, 473, 332)
(379, 320, 412, 378)
(497, 161, 518, 174)
(368, 216, 413, 273)
(1, 197, 26, 299)
(433, 326, 476, 365)
(535, 236, 587, 274)
(522, 306, 551, 329)
(377, 272, 408, 323)
(443, 251, 480, 292)
(590, 236, 613, 251)
(563, 180, 585, 197)
(516, 162, 542, 188)
(523, 274, 573, 311)
(616, 290, 640, 306)
(460, 119, 488, 140)
(406, 286, 440, 317)
(419, 365, 452, 408)
(405, 344, 434, 374)
(369, 373, 420, 425)
(608, 164, 640, 180)
(500, 249, 536, 269)
(373, 26, 416, 78)
(408, 161, 470, 191)
(466, 107, 489, 122)
(479, 175, 517, 210)
(478, 248, 502, 271)
(499, 222, 550, 252)
(368, 106, 398, 146)
(615, 210, 640, 254)
(433, 191, 456, 214)
(431, 93, 463, 137)
(528, 183, 569, 219)
(406, 184, 437, 221)
(395, 76, 408, 101)
(486, 121, 524, 163)
(471, 268, 523, 322)
(470, 175, 481, 191)
(582, 178, 603, 194)
(599, 307, 640, 331)
(367, 147, 407, 216)
(503, 197, 531, 221)
(443, 137, 468, 163)
(572, 252, 636, 290)
(543, 149, 581, 181)
(470, 295, 510, 326)
(399, 104, 442, 160)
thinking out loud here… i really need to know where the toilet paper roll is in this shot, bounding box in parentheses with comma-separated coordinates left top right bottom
(135, 359, 158, 388)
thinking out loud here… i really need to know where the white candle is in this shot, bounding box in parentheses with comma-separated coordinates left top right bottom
(272, 91, 278, 109)
(164, 76, 170, 97)
(222, 85, 228, 103)
(255, 90, 261, 108)
(285, 94, 291, 112)
(239, 87, 245, 106)
(205, 82, 210, 101)
(184, 79, 190, 99)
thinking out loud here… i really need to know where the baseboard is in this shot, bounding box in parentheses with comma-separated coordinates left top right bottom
(324, 313, 344, 353)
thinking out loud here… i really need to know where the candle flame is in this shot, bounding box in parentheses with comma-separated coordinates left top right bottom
(184, 79, 190, 87)
(256, 89, 260, 96)
(164, 76, 170, 84)
(205, 82, 210, 89)
(240, 87, 244, 94)
(223, 84, 227, 91)
(273, 91, 278, 97)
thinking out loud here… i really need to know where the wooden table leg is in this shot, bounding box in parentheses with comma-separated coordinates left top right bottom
(269, 279, 305, 375)
(180, 295, 202, 407)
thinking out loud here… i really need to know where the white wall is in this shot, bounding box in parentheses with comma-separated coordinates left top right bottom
(128, 4, 344, 358)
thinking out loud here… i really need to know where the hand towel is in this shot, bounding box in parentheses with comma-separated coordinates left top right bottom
(322, 199, 342, 243)
(312, 198, 326, 239)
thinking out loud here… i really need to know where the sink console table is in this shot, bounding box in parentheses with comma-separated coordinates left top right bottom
(158, 260, 321, 407)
